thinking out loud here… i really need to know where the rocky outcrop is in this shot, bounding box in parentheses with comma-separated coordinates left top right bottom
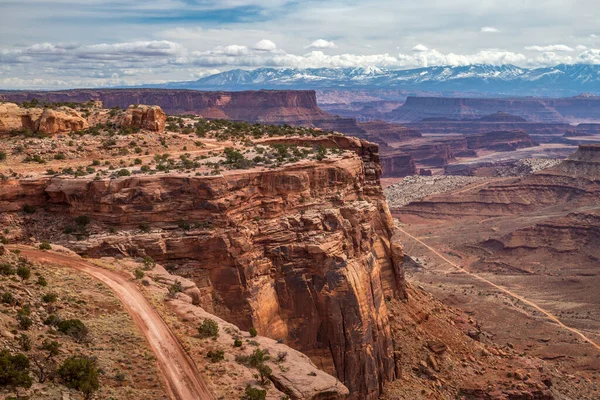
(0, 102, 88, 135)
(465, 130, 536, 151)
(0, 89, 366, 136)
(380, 152, 418, 177)
(0, 135, 404, 400)
(357, 120, 422, 142)
(117, 105, 166, 132)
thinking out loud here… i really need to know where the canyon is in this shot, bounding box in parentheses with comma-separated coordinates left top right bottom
(388, 144, 600, 399)
(0, 100, 566, 399)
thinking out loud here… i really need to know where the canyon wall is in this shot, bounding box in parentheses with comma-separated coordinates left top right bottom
(389, 96, 600, 123)
(0, 89, 367, 136)
(0, 135, 405, 400)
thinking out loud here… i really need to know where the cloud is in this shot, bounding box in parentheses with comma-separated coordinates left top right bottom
(480, 27, 500, 33)
(525, 44, 574, 52)
(252, 39, 277, 51)
(411, 44, 429, 52)
(307, 39, 337, 49)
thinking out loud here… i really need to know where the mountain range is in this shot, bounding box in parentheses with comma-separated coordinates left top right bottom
(157, 64, 600, 96)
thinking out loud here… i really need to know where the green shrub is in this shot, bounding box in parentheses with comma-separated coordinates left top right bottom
(57, 319, 89, 343)
(17, 314, 32, 330)
(134, 269, 144, 279)
(206, 349, 225, 363)
(198, 319, 219, 338)
(257, 363, 272, 385)
(0, 151, 6, 161)
(249, 327, 258, 337)
(74, 215, 91, 227)
(0, 263, 15, 276)
(242, 386, 266, 400)
(42, 293, 58, 303)
(1, 292, 16, 305)
(116, 168, 131, 177)
(139, 222, 151, 233)
(37, 276, 48, 287)
(57, 356, 99, 400)
(234, 338, 243, 347)
(41, 339, 61, 358)
(16, 266, 31, 280)
(39, 241, 51, 251)
(18, 334, 31, 351)
(167, 281, 182, 298)
(43, 314, 61, 327)
(0, 350, 33, 395)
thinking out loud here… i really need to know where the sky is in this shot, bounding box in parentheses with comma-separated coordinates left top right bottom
(1, 0, 600, 88)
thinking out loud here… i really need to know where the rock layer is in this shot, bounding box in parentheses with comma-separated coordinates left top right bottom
(0, 135, 404, 400)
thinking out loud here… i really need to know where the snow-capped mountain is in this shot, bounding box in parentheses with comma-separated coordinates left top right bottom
(160, 64, 600, 96)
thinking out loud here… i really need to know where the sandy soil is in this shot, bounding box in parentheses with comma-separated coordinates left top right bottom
(12, 246, 215, 400)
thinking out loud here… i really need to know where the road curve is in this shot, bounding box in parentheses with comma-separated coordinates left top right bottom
(396, 228, 600, 352)
(14, 246, 215, 400)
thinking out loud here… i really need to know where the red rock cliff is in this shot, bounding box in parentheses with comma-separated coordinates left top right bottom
(0, 136, 405, 400)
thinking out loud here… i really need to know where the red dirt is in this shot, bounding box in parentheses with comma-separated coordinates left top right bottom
(12, 246, 215, 400)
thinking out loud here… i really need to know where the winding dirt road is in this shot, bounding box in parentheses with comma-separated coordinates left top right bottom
(396, 228, 600, 352)
(13, 246, 215, 400)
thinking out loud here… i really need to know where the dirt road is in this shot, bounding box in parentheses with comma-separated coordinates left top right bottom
(396, 228, 600, 352)
(14, 246, 215, 400)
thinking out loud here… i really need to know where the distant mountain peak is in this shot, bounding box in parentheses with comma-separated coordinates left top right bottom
(157, 64, 600, 96)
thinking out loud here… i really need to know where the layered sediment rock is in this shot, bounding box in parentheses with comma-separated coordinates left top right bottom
(0, 135, 404, 400)
(0, 102, 88, 134)
(0, 89, 366, 136)
(398, 144, 600, 218)
(465, 130, 536, 151)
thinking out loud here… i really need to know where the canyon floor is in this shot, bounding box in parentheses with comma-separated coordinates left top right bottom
(389, 153, 600, 399)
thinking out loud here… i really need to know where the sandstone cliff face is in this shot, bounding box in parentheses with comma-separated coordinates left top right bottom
(0, 136, 404, 400)
(0, 102, 88, 134)
(118, 105, 167, 132)
(465, 130, 536, 151)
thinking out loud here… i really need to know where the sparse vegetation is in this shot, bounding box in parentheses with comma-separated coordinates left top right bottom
(57, 356, 100, 400)
(197, 318, 219, 338)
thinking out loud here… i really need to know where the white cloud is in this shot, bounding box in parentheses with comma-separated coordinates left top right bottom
(411, 44, 429, 52)
(481, 27, 500, 33)
(525, 44, 574, 52)
(307, 39, 337, 49)
(253, 39, 277, 52)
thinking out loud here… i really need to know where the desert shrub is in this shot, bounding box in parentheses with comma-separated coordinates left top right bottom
(167, 280, 183, 298)
(249, 327, 258, 337)
(16, 266, 31, 280)
(242, 386, 266, 400)
(116, 168, 130, 177)
(0, 350, 33, 395)
(134, 269, 144, 279)
(18, 334, 31, 351)
(234, 338, 243, 347)
(206, 349, 224, 363)
(197, 319, 219, 338)
(39, 241, 51, 251)
(17, 314, 32, 330)
(57, 319, 89, 343)
(74, 215, 90, 227)
(257, 363, 272, 385)
(1, 292, 17, 305)
(142, 255, 155, 269)
(0, 151, 6, 161)
(41, 339, 61, 358)
(276, 351, 288, 363)
(57, 356, 99, 400)
(43, 314, 61, 327)
(36, 276, 48, 287)
(53, 153, 66, 160)
(22, 204, 36, 214)
(0, 263, 15, 275)
(41, 293, 58, 303)
(138, 222, 151, 233)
